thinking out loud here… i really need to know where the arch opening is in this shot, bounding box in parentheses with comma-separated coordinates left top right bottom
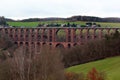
(73, 43, 77, 46)
(55, 43, 65, 48)
(68, 44, 71, 48)
(56, 29, 66, 42)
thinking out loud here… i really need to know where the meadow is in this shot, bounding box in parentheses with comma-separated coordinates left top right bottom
(7, 21, 120, 28)
(7, 22, 39, 28)
(66, 56, 120, 80)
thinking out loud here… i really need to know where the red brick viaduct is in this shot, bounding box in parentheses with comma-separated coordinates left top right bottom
(0, 27, 120, 49)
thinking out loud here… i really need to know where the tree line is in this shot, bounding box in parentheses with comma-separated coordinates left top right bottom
(2, 15, 120, 22)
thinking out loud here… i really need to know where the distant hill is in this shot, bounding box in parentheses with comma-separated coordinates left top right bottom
(5, 18, 15, 22)
(103, 17, 120, 22)
(67, 16, 103, 22)
(67, 16, 120, 22)
(4, 15, 120, 22)
(19, 17, 66, 22)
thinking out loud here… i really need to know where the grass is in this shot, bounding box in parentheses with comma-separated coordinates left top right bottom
(7, 22, 39, 28)
(72, 21, 120, 27)
(96, 22, 120, 28)
(66, 56, 120, 80)
(7, 21, 120, 28)
(7, 20, 67, 27)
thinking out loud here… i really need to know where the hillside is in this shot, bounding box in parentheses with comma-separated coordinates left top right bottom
(66, 56, 120, 80)
(68, 16, 120, 22)
(3, 15, 120, 22)
(7, 21, 120, 27)
(18, 16, 120, 22)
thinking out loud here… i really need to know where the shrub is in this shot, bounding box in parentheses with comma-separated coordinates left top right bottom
(0, 32, 17, 61)
(65, 68, 106, 80)
(87, 68, 106, 80)
(65, 72, 85, 80)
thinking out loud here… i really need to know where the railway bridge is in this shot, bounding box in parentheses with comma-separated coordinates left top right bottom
(0, 27, 119, 50)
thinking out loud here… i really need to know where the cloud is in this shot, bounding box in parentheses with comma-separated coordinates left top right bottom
(0, 0, 120, 19)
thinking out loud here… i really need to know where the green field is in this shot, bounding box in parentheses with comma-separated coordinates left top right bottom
(66, 56, 120, 80)
(7, 20, 67, 27)
(7, 22, 39, 28)
(7, 21, 120, 28)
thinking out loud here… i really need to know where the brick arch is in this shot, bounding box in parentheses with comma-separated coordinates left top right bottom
(56, 28, 66, 42)
(55, 28, 61, 34)
(0, 27, 120, 49)
(20, 42, 23, 45)
(42, 42, 46, 45)
(67, 44, 71, 48)
(25, 42, 29, 46)
(49, 43, 52, 46)
(73, 43, 77, 46)
(37, 42, 41, 45)
(55, 43, 65, 48)
(14, 42, 18, 45)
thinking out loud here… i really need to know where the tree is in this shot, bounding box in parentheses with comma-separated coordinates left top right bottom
(0, 46, 65, 80)
(0, 32, 16, 60)
(0, 16, 8, 26)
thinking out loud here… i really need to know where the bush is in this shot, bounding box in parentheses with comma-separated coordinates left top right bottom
(65, 72, 85, 80)
(87, 68, 106, 80)
(0, 32, 16, 61)
(65, 68, 106, 80)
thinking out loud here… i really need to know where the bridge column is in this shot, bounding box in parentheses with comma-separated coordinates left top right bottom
(49, 29, 52, 42)
(71, 28, 75, 42)
(85, 28, 89, 41)
(68, 29, 71, 42)
(17, 41, 20, 47)
(13, 29, 16, 41)
(52, 28, 56, 42)
(47, 29, 50, 42)
(92, 29, 96, 39)
(22, 42, 26, 48)
(37, 29, 40, 41)
(18, 29, 21, 41)
(65, 28, 69, 42)
(31, 29, 34, 41)
(28, 42, 30, 53)
(14, 29, 17, 41)
(2, 28, 5, 34)
(34, 42, 37, 54)
(35, 29, 38, 42)
(10, 29, 13, 38)
(29, 29, 32, 42)
(41, 29, 45, 42)
(23, 29, 26, 41)
(79, 29, 83, 44)
(7, 29, 10, 35)
(99, 29, 103, 39)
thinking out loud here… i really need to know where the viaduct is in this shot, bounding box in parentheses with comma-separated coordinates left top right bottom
(0, 27, 120, 52)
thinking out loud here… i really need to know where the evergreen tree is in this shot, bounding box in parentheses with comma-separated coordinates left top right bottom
(0, 16, 7, 26)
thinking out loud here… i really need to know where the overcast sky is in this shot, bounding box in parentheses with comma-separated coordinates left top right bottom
(0, 0, 120, 20)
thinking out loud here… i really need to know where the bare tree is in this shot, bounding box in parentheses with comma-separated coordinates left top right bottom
(0, 45, 65, 80)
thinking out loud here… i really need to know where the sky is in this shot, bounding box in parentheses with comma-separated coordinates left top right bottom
(0, 0, 120, 20)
